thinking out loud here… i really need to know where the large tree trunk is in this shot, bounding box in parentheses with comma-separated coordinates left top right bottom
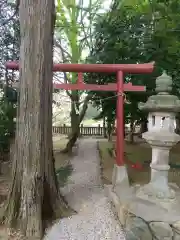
(3, 1, 68, 239)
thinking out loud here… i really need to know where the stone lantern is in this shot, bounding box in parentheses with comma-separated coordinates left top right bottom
(138, 71, 180, 201)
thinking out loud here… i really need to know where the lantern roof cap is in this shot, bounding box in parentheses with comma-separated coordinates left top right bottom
(139, 71, 180, 112)
(155, 71, 172, 94)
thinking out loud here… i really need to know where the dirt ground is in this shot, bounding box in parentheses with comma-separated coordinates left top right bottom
(0, 135, 74, 239)
(98, 137, 180, 186)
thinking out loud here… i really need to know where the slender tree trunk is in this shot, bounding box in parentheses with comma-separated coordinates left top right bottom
(70, 102, 80, 136)
(62, 94, 92, 153)
(175, 116, 180, 134)
(103, 116, 107, 138)
(139, 117, 148, 137)
(128, 118, 138, 143)
(107, 121, 111, 141)
(107, 120, 114, 142)
(128, 119, 134, 143)
(3, 1, 68, 238)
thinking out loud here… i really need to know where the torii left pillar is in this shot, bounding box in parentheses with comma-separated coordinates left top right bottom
(5, 61, 154, 190)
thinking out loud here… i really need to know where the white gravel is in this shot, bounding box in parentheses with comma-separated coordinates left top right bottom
(44, 138, 126, 240)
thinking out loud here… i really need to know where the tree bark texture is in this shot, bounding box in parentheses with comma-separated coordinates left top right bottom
(3, 1, 67, 239)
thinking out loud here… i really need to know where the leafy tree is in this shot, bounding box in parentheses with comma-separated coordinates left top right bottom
(0, 1, 20, 159)
(0, 0, 20, 81)
(0, 86, 17, 162)
(55, 0, 105, 152)
(87, 0, 180, 140)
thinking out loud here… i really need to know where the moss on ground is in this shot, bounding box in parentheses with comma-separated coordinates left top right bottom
(56, 165, 73, 187)
(53, 136, 74, 188)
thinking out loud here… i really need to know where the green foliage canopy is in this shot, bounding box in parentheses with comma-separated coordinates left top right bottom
(87, 0, 180, 126)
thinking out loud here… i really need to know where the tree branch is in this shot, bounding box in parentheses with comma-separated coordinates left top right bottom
(54, 38, 72, 99)
(54, 40, 71, 60)
(79, 93, 93, 123)
(79, 14, 91, 50)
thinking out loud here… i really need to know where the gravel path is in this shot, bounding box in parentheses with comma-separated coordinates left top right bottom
(44, 138, 126, 240)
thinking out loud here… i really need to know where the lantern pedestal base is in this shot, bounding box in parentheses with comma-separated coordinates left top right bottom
(106, 183, 180, 240)
(136, 182, 176, 204)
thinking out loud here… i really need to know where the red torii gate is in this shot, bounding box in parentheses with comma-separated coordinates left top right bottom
(5, 61, 154, 168)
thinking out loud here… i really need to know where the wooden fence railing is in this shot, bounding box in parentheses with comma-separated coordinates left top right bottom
(52, 124, 106, 136)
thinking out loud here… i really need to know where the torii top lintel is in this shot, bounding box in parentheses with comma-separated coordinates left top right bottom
(5, 61, 154, 74)
(5, 61, 154, 92)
